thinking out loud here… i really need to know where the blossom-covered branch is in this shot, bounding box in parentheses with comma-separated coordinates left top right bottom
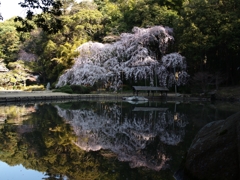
(56, 26, 189, 90)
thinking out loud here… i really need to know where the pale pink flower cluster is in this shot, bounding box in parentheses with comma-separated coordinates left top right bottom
(56, 26, 189, 89)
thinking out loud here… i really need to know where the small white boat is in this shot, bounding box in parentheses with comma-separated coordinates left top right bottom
(122, 96, 148, 104)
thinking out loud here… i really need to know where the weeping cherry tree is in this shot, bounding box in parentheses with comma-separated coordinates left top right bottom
(56, 26, 189, 90)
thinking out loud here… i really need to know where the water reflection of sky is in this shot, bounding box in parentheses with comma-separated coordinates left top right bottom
(0, 161, 47, 180)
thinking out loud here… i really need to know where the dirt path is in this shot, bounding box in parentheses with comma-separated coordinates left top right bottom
(0, 90, 71, 98)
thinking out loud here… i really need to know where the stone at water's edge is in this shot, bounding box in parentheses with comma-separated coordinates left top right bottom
(184, 112, 240, 180)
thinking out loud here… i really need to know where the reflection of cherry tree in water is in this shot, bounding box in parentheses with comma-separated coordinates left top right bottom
(55, 103, 188, 171)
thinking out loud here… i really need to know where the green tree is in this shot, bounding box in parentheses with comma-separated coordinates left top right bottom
(95, 0, 123, 35)
(34, 2, 104, 83)
(60, 6, 104, 41)
(15, 0, 63, 33)
(177, 0, 240, 85)
(0, 19, 21, 63)
(154, 0, 184, 12)
(95, 0, 181, 35)
(121, 0, 179, 30)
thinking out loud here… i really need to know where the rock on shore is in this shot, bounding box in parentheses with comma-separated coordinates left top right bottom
(184, 112, 240, 180)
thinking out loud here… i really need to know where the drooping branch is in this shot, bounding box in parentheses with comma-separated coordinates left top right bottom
(56, 26, 189, 89)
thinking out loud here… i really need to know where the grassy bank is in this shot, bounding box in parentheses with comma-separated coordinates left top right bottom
(215, 86, 240, 101)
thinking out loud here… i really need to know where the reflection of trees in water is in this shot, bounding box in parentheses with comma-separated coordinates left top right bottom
(0, 104, 102, 180)
(0, 105, 36, 125)
(55, 103, 188, 171)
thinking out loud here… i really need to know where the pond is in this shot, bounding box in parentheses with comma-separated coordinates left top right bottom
(0, 100, 239, 180)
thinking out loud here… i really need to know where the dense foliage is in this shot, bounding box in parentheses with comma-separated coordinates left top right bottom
(0, 0, 239, 91)
(177, 0, 240, 86)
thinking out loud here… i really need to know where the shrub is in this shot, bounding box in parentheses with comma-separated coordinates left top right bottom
(53, 85, 73, 94)
(70, 85, 82, 93)
(24, 85, 45, 91)
(53, 85, 93, 94)
(81, 86, 91, 94)
(70, 85, 92, 94)
(122, 85, 132, 91)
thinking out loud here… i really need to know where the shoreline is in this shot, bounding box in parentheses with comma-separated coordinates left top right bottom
(0, 90, 209, 104)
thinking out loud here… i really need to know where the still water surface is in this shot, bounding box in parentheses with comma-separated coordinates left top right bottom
(0, 100, 239, 180)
